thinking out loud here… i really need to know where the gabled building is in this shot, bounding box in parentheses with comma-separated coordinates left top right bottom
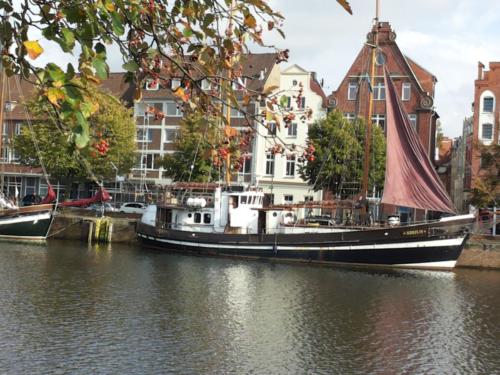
(254, 64, 327, 206)
(466, 62, 500, 193)
(328, 21, 439, 161)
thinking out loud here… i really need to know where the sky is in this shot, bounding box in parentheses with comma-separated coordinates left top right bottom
(32, 0, 500, 138)
(262, 0, 500, 138)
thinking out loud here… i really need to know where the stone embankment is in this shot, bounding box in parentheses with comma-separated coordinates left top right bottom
(457, 235, 500, 270)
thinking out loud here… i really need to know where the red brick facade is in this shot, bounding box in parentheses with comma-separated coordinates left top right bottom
(328, 22, 439, 161)
(466, 62, 500, 191)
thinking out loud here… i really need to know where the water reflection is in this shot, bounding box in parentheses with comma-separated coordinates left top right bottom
(0, 241, 498, 374)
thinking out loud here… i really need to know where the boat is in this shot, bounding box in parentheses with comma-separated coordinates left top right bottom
(137, 10, 475, 270)
(0, 64, 56, 241)
(136, 68, 475, 270)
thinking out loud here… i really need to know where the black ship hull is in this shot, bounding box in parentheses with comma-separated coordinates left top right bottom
(137, 216, 473, 270)
(0, 205, 54, 241)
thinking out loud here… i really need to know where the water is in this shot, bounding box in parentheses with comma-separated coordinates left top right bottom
(0, 241, 498, 374)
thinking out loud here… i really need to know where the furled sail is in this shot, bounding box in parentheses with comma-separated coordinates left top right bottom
(381, 68, 456, 214)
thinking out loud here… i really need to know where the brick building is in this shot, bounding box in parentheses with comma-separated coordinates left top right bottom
(465, 62, 500, 192)
(328, 22, 439, 161)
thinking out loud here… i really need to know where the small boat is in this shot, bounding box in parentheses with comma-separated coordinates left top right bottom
(0, 202, 54, 241)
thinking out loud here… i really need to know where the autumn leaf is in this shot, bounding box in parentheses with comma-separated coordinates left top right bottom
(336, 0, 353, 15)
(23, 40, 44, 60)
(244, 14, 257, 28)
(46, 87, 65, 108)
(173, 87, 190, 102)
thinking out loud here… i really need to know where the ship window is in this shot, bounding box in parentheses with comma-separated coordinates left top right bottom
(194, 212, 202, 223)
(273, 212, 278, 217)
(203, 213, 211, 224)
(187, 213, 192, 218)
(241, 195, 247, 204)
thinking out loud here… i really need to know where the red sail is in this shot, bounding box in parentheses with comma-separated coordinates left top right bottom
(59, 187, 111, 208)
(381, 69, 456, 214)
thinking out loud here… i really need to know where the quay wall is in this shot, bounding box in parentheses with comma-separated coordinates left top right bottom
(457, 235, 500, 269)
(49, 210, 139, 243)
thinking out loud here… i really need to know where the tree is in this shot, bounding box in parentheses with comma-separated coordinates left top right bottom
(0, 0, 352, 152)
(13, 84, 136, 188)
(299, 110, 385, 198)
(470, 144, 499, 208)
(161, 112, 220, 183)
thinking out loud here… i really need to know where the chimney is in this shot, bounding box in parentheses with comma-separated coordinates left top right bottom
(478, 62, 485, 80)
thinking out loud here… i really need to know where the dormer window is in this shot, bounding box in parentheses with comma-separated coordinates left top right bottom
(201, 79, 211, 90)
(402, 82, 411, 101)
(232, 77, 247, 90)
(145, 80, 159, 91)
(483, 97, 494, 113)
(171, 78, 181, 90)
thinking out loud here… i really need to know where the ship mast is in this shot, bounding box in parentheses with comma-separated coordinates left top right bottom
(361, 0, 380, 200)
(224, 0, 236, 186)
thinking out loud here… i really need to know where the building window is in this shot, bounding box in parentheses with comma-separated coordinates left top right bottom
(138, 154, 158, 170)
(344, 113, 356, 122)
(285, 155, 296, 177)
(240, 156, 252, 175)
(166, 102, 183, 117)
(371, 114, 385, 130)
(201, 79, 211, 90)
(284, 195, 293, 204)
(194, 212, 202, 223)
(483, 97, 494, 113)
(408, 114, 417, 130)
(281, 96, 292, 109)
(164, 128, 178, 143)
(287, 122, 297, 138)
(267, 122, 277, 136)
(348, 82, 358, 101)
(481, 123, 493, 140)
(373, 82, 385, 100)
(230, 106, 244, 118)
(145, 80, 159, 91)
(171, 78, 181, 90)
(265, 153, 275, 175)
(402, 82, 411, 101)
(14, 123, 22, 135)
(142, 102, 163, 118)
(376, 51, 386, 66)
(297, 97, 306, 109)
(136, 128, 153, 143)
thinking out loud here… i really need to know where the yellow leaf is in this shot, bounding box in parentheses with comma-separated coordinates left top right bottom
(173, 87, 190, 102)
(23, 40, 44, 60)
(244, 14, 257, 28)
(46, 87, 65, 108)
(336, 0, 353, 15)
(262, 85, 279, 95)
(104, 1, 115, 12)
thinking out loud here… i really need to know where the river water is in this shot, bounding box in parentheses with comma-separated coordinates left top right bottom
(0, 241, 498, 374)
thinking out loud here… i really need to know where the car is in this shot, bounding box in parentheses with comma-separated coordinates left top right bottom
(86, 202, 116, 213)
(119, 202, 147, 214)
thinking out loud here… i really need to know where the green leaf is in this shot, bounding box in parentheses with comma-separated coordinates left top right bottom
(111, 12, 125, 36)
(92, 57, 108, 79)
(74, 111, 90, 149)
(61, 28, 75, 51)
(122, 60, 140, 72)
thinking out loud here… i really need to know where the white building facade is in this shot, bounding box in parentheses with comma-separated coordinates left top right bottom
(253, 64, 327, 206)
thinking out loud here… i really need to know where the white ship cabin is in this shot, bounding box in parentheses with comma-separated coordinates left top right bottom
(154, 185, 302, 234)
